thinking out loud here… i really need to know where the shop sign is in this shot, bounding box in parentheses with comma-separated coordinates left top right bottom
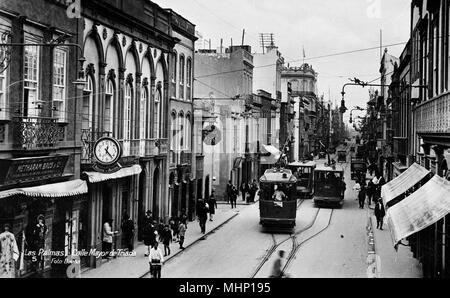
(0, 155, 69, 187)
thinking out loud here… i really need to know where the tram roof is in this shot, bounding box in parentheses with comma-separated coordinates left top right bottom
(314, 164, 344, 173)
(288, 161, 316, 168)
(260, 168, 297, 183)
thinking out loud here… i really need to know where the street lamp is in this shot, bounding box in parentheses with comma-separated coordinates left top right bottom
(349, 106, 365, 123)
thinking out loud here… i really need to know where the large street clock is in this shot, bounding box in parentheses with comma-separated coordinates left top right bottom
(93, 137, 122, 172)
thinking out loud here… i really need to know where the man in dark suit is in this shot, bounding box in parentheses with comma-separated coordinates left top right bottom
(374, 198, 386, 230)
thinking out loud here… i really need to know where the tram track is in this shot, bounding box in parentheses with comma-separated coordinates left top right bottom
(250, 199, 332, 278)
(281, 208, 334, 276)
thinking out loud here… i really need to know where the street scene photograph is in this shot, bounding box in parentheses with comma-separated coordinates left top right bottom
(0, 0, 450, 281)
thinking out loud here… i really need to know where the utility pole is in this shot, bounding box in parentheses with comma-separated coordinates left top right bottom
(241, 29, 245, 46)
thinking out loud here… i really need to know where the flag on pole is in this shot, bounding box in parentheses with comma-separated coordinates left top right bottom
(303, 46, 306, 58)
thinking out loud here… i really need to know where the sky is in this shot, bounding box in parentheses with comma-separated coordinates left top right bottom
(157, 0, 411, 123)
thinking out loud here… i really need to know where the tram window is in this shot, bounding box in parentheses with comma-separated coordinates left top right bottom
(260, 183, 296, 201)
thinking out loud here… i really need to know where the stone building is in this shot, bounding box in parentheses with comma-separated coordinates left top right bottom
(194, 45, 254, 200)
(0, 0, 87, 277)
(166, 9, 198, 220)
(79, 0, 178, 269)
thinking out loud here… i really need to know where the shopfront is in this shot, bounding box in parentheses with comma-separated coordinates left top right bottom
(82, 164, 142, 269)
(0, 179, 88, 278)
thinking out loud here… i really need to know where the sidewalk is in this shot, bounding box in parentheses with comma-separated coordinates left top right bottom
(217, 191, 260, 206)
(369, 213, 422, 278)
(82, 204, 243, 278)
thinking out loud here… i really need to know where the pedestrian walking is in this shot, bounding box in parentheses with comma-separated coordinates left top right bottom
(148, 242, 164, 278)
(226, 180, 233, 204)
(251, 179, 259, 203)
(240, 182, 248, 202)
(102, 219, 118, 259)
(143, 218, 156, 257)
(230, 185, 238, 209)
(196, 199, 208, 234)
(367, 180, 375, 206)
(208, 190, 217, 221)
(178, 221, 187, 250)
(157, 219, 165, 242)
(270, 250, 286, 278)
(161, 225, 172, 256)
(121, 214, 135, 252)
(169, 215, 179, 242)
(358, 186, 367, 209)
(374, 198, 386, 230)
(180, 209, 188, 228)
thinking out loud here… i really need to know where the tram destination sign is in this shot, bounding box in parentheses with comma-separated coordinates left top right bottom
(0, 155, 69, 186)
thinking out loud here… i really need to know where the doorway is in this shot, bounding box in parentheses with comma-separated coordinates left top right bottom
(152, 167, 160, 220)
(204, 175, 210, 201)
(138, 170, 146, 241)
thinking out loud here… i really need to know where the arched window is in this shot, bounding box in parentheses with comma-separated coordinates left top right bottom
(154, 86, 162, 138)
(186, 58, 192, 100)
(186, 114, 191, 150)
(179, 113, 184, 150)
(104, 79, 115, 135)
(179, 55, 185, 99)
(171, 51, 177, 98)
(170, 112, 176, 150)
(140, 86, 148, 139)
(82, 76, 94, 131)
(124, 83, 132, 140)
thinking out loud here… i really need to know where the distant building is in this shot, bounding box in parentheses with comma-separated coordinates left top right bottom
(194, 45, 254, 200)
(281, 63, 319, 159)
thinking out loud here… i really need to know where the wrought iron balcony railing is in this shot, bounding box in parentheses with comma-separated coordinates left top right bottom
(13, 116, 64, 150)
(415, 92, 450, 134)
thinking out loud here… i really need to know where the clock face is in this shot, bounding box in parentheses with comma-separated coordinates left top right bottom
(94, 137, 121, 165)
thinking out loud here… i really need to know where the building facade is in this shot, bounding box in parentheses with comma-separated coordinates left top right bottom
(166, 9, 198, 221)
(406, 0, 450, 278)
(281, 63, 319, 159)
(79, 0, 179, 269)
(194, 45, 254, 200)
(0, 0, 88, 277)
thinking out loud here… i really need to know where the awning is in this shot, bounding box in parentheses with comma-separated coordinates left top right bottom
(381, 163, 431, 208)
(83, 164, 142, 183)
(260, 145, 281, 165)
(0, 179, 88, 199)
(387, 175, 450, 247)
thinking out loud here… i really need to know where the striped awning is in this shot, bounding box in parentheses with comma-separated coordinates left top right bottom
(387, 175, 450, 247)
(0, 179, 88, 199)
(381, 163, 431, 208)
(83, 164, 142, 183)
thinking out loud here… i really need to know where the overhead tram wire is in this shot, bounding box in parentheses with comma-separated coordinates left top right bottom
(194, 41, 409, 80)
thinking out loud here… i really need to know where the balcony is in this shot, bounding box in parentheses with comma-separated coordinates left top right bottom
(13, 117, 64, 150)
(415, 92, 450, 134)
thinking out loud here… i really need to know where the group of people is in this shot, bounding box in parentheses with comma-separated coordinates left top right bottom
(141, 210, 188, 278)
(226, 180, 259, 208)
(353, 172, 386, 230)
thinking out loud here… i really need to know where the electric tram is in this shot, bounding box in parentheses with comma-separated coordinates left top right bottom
(259, 168, 298, 228)
(287, 161, 316, 199)
(312, 163, 346, 207)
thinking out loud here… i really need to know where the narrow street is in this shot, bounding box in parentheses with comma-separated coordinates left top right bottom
(158, 157, 369, 278)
